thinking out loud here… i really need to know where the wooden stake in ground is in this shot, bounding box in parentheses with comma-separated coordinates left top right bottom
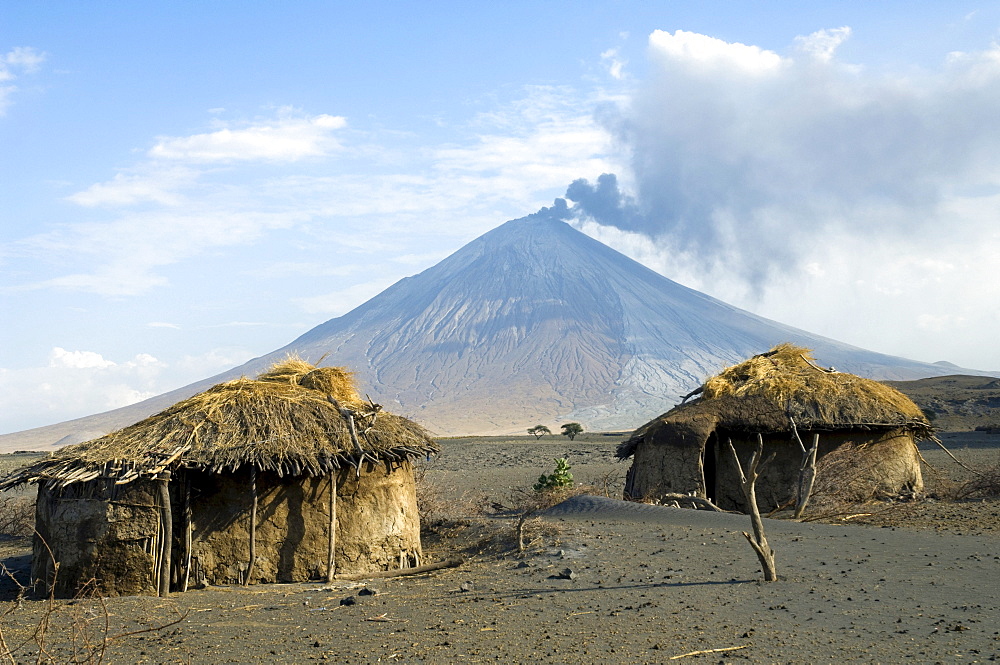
(326, 471, 337, 583)
(728, 435, 778, 581)
(181, 473, 193, 593)
(794, 432, 820, 519)
(156, 471, 172, 597)
(244, 467, 257, 586)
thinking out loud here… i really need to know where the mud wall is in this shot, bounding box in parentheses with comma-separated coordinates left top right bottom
(188, 460, 421, 586)
(625, 428, 922, 513)
(32, 460, 422, 595)
(33, 481, 159, 597)
(624, 434, 705, 501)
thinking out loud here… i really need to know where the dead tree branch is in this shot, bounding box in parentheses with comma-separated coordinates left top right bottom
(654, 493, 728, 512)
(728, 435, 778, 581)
(789, 421, 820, 519)
(334, 558, 464, 581)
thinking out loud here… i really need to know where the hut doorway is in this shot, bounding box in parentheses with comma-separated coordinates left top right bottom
(703, 433, 718, 502)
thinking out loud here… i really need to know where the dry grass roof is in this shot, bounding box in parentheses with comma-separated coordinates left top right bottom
(2, 358, 438, 489)
(618, 344, 933, 459)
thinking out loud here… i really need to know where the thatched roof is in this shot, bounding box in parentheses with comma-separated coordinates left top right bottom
(617, 344, 933, 459)
(1, 359, 438, 490)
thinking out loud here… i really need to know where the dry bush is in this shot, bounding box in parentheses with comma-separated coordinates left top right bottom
(413, 464, 451, 530)
(484, 485, 593, 554)
(0, 543, 187, 664)
(955, 456, 1000, 499)
(0, 496, 34, 538)
(582, 470, 622, 499)
(806, 442, 914, 515)
(415, 463, 589, 558)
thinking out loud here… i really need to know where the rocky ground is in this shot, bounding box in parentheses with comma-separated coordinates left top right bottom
(0, 432, 998, 663)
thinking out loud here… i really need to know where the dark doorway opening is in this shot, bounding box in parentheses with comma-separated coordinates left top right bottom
(703, 433, 718, 502)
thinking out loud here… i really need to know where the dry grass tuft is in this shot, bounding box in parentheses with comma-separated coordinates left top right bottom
(258, 355, 362, 406)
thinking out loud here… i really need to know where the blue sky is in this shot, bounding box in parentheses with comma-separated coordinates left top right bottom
(3, 2, 1000, 434)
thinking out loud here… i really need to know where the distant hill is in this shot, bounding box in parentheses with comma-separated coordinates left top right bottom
(2, 212, 995, 452)
(888, 375, 1000, 432)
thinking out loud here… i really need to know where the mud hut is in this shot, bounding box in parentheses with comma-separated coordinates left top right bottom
(0, 359, 438, 597)
(617, 344, 932, 512)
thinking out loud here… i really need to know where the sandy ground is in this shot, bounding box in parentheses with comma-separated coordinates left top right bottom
(0, 432, 998, 663)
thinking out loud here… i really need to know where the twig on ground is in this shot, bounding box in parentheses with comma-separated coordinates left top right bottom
(669, 644, 749, 659)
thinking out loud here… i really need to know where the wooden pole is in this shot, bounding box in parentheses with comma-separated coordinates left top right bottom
(326, 471, 337, 583)
(157, 471, 172, 597)
(181, 473, 193, 592)
(794, 433, 820, 519)
(245, 467, 257, 586)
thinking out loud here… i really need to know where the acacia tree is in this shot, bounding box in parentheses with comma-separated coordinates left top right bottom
(560, 422, 584, 440)
(527, 425, 552, 439)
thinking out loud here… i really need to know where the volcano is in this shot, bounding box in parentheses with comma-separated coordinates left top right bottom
(0, 212, 979, 448)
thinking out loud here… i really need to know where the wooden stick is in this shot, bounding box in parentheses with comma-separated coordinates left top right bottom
(327, 395, 365, 454)
(334, 558, 464, 581)
(794, 433, 820, 519)
(245, 467, 257, 586)
(157, 471, 172, 597)
(931, 436, 987, 477)
(669, 645, 749, 660)
(181, 473, 192, 593)
(326, 471, 337, 583)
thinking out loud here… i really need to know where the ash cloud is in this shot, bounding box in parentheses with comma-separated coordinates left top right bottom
(568, 28, 1000, 290)
(564, 173, 647, 233)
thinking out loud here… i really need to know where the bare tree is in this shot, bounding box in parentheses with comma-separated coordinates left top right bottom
(728, 435, 778, 581)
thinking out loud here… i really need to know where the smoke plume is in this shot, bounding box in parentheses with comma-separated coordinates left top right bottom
(562, 29, 1000, 290)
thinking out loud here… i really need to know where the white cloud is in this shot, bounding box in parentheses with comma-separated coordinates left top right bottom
(0, 349, 169, 432)
(648, 29, 783, 75)
(7, 88, 615, 298)
(569, 29, 1000, 368)
(793, 27, 851, 62)
(3, 46, 45, 72)
(14, 206, 307, 296)
(49, 347, 116, 369)
(149, 112, 346, 162)
(0, 46, 45, 115)
(601, 48, 626, 80)
(67, 167, 197, 207)
(593, 29, 1000, 289)
(175, 347, 256, 375)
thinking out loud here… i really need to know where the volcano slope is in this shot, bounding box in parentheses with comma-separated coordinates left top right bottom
(4, 212, 992, 452)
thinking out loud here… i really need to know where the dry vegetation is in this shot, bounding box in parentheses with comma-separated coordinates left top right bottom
(415, 453, 619, 560)
(0, 534, 187, 664)
(0, 496, 33, 539)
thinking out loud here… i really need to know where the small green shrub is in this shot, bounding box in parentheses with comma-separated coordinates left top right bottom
(533, 458, 574, 492)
